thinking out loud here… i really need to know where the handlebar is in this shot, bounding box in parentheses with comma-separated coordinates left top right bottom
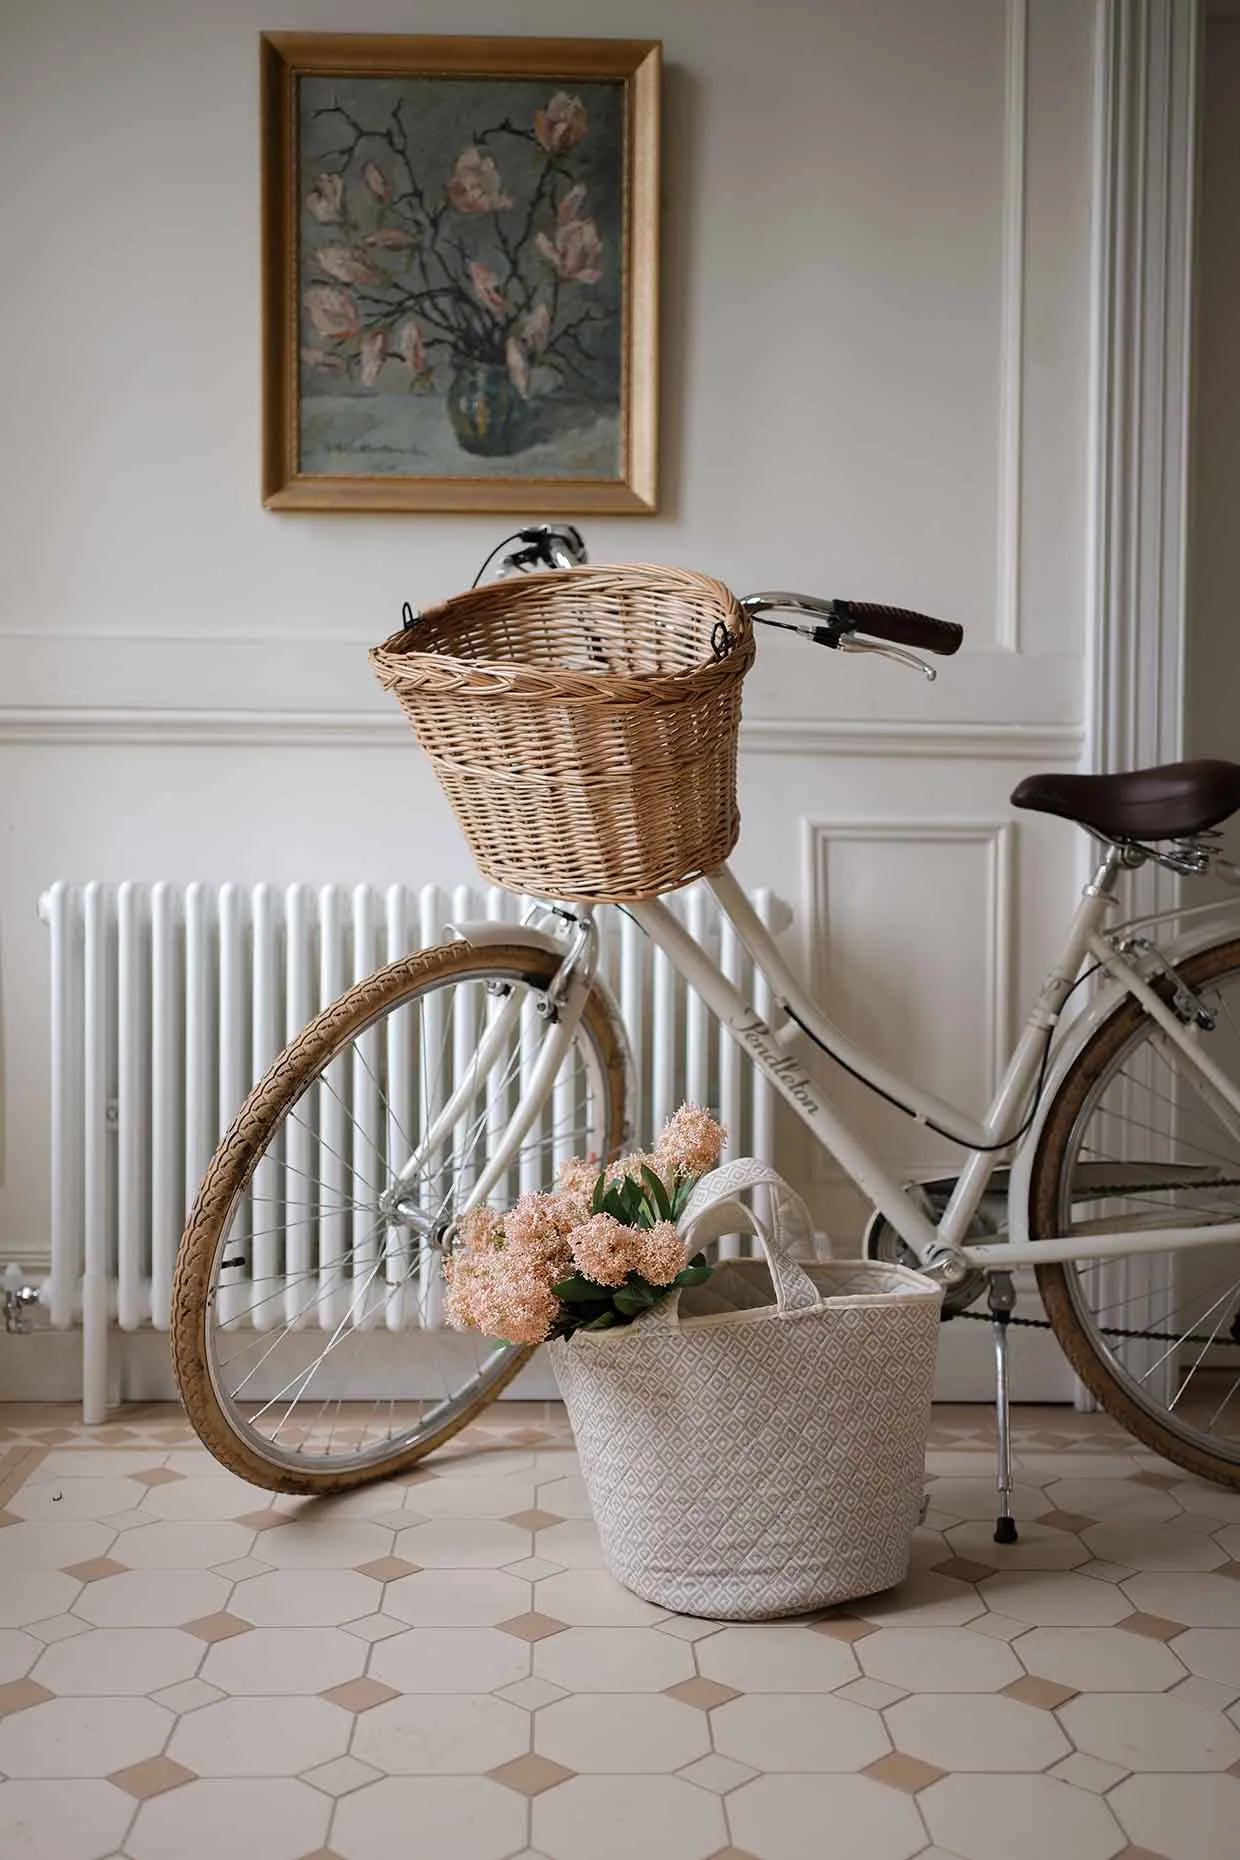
(741, 591, 963, 659)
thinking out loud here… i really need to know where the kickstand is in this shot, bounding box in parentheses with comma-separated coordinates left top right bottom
(989, 1271, 1018, 1545)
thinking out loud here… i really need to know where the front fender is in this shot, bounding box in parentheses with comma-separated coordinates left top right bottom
(1007, 913, 1240, 1245)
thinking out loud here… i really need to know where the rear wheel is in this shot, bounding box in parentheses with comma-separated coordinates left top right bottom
(171, 938, 629, 1493)
(1031, 936, 1240, 1486)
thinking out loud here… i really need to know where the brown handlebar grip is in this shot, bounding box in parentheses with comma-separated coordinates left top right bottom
(832, 599, 964, 657)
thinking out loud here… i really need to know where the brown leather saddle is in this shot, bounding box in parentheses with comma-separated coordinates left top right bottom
(1011, 758, 1240, 840)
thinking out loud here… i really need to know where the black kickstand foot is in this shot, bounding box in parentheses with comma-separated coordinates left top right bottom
(994, 1515, 1019, 1545)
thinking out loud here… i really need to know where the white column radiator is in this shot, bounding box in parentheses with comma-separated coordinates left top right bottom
(39, 880, 785, 1411)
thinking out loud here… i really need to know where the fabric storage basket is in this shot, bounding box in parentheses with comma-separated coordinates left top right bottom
(369, 563, 754, 903)
(549, 1160, 943, 1620)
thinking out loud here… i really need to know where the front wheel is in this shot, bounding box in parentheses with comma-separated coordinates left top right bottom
(171, 938, 630, 1493)
(1031, 935, 1240, 1486)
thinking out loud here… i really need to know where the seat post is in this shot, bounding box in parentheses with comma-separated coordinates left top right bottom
(1084, 840, 1136, 901)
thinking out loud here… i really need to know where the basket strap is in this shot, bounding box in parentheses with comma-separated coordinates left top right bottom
(676, 1160, 821, 1315)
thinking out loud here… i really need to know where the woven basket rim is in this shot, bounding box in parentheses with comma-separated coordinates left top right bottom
(369, 562, 751, 700)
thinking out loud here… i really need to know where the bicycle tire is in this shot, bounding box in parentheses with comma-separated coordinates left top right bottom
(171, 937, 630, 1494)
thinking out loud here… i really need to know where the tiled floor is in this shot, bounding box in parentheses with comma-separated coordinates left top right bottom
(0, 1404, 1238, 1860)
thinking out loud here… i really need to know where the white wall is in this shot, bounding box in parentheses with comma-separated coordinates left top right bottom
(0, 0, 1095, 1392)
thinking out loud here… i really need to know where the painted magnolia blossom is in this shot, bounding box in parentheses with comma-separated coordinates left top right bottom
(315, 243, 384, 286)
(362, 227, 418, 252)
(395, 317, 429, 375)
(537, 213, 603, 284)
(305, 172, 346, 223)
(304, 284, 361, 338)
(359, 329, 386, 386)
(362, 160, 391, 202)
(446, 147, 513, 214)
(300, 346, 348, 375)
(468, 259, 506, 317)
(535, 91, 588, 153)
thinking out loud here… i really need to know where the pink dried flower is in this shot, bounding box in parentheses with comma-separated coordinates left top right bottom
(635, 1221, 687, 1286)
(569, 1212, 642, 1287)
(456, 1205, 504, 1253)
(656, 1104, 725, 1180)
(503, 1190, 575, 1277)
(443, 1251, 559, 1345)
(556, 1156, 598, 1214)
(605, 1151, 656, 1187)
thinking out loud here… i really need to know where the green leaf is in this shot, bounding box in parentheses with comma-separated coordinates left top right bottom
(553, 1274, 608, 1303)
(670, 1174, 700, 1219)
(640, 1164, 673, 1222)
(582, 1310, 618, 1330)
(601, 1186, 629, 1223)
(673, 1264, 713, 1287)
(591, 1171, 608, 1215)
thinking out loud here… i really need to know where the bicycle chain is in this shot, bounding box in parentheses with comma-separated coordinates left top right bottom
(955, 1309, 1240, 1348)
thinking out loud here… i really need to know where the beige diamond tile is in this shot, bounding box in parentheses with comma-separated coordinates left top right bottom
(728, 1773, 924, 1860)
(699, 1625, 858, 1693)
(371, 1626, 528, 1695)
(117, 1523, 258, 1570)
(1020, 1626, 1186, 1692)
(489, 1754, 575, 1796)
(677, 1752, 757, 1795)
(505, 1509, 563, 1532)
(386, 1568, 532, 1627)
(537, 1692, 710, 1773)
(0, 1571, 82, 1628)
(333, 1775, 526, 1860)
(169, 1695, 348, 1776)
(232, 1570, 381, 1629)
(127, 1777, 330, 1860)
(886, 1693, 1069, 1771)
(203, 1627, 366, 1697)
(932, 1556, 997, 1584)
(61, 1557, 127, 1584)
(131, 1468, 185, 1488)
(0, 1694, 172, 1776)
(922, 1772, 1127, 1860)
(666, 1677, 741, 1711)
(0, 1678, 54, 1717)
(394, 1519, 530, 1570)
(1124, 1573, 1240, 1628)
(1171, 1627, 1240, 1685)
(182, 1612, 252, 1643)
(1040, 1510, 1097, 1534)
(107, 1756, 195, 1799)
(1061, 1690, 1240, 1771)
(534, 1774, 726, 1860)
(499, 1612, 569, 1643)
(352, 1693, 528, 1775)
(980, 1571, 1135, 1626)
(1085, 1523, 1227, 1571)
(859, 1627, 1021, 1694)
(234, 1509, 294, 1532)
(854, 1571, 986, 1627)
(810, 1615, 877, 1644)
(0, 1779, 133, 1860)
(714, 1693, 889, 1774)
(1111, 1771, 1240, 1860)
(863, 1751, 947, 1793)
(1121, 1612, 1186, 1641)
(321, 1678, 399, 1714)
(35, 1627, 202, 1696)
(1001, 1674, 1078, 1709)
(74, 1569, 229, 1629)
(533, 1569, 665, 1627)
(353, 1557, 419, 1583)
(534, 1626, 692, 1692)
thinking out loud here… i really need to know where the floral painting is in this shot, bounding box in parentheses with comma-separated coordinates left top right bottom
(262, 38, 660, 512)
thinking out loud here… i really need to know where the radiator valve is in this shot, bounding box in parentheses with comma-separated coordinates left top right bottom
(3, 1265, 39, 1334)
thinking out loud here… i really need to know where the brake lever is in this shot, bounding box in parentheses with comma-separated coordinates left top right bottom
(837, 636, 937, 682)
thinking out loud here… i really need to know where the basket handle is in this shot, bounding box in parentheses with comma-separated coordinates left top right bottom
(651, 1158, 821, 1322)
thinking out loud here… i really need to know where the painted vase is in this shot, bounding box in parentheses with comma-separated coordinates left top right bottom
(446, 359, 531, 457)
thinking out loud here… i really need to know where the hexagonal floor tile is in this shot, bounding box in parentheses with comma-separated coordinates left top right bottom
(1171, 1627, 1240, 1685)
(945, 1522, 1088, 1570)
(531, 1570, 665, 1628)
(73, 1570, 229, 1629)
(0, 1631, 39, 1685)
(1110, 1769, 1240, 1859)
(1083, 1522, 1227, 1571)
(854, 1572, 985, 1628)
(535, 1477, 592, 1519)
(1018, 1625, 1187, 1692)
(370, 1626, 528, 1696)
(34, 1627, 202, 1696)
(0, 1778, 134, 1860)
(7, 1479, 145, 1523)
(384, 1569, 532, 1627)
(351, 1693, 529, 1774)
(978, 1571, 1134, 1627)
(252, 1520, 397, 1571)
(713, 1693, 890, 1773)
(394, 1519, 532, 1570)
(533, 1774, 726, 1860)
(168, 1695, 349, 1775)
(696, 1626, 859, 1693)
(0, 1694, 171, 1777)
(201, 1627, 366, 1697)
(921, 1772, 1125, 1860)
(1060, 1689, 1240, 1770)
(531, 1522, 605, 1570)
(333, 1776, 527, 1860)
(389, 1477, 540, 1519)
(536, 1693, 709, 1773)
(858, 1627, 1023, 1693)
(0, 1523, 120, 1575)
(0, 1572, 82, 1629)
(728, 1773, 926, 1860)
(885, 1693, 1070, 1771)
(1043, 1477, 1181, 1525)
(924, 1479, 1051, 1523)
(1171, 1481, 1240, 1522)
(1123, 1571, 1240, 1627)
(140, 1475, 277, 1522)
(111, 1523, 257, 1570)
(533, 1626, 692, 1693)
(126, 1777, 329, 1860)
(231, 1570, 382, 1628)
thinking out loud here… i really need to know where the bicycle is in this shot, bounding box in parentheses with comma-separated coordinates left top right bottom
(171, 528, 1240, 1543)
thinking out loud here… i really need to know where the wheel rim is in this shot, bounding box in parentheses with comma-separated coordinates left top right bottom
(1051, 951, 1240, 1466)
(200, 957, 618, 1478)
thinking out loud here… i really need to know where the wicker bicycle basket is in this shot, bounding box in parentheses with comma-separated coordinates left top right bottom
(370, 564, 755, 902)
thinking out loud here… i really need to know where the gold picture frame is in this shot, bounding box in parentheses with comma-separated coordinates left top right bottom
(261, 33, 660, 513)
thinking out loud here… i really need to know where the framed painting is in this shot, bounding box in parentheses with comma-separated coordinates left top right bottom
(260, 33, 661, 513)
